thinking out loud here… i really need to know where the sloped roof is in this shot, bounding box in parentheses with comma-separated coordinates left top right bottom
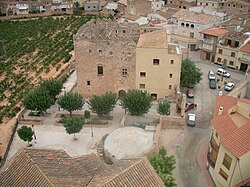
(0, 149, 165, 187)
(240, 41, 250, 53)
(211, 96, 250, 158)
(221, 123, 250, 157)
(172, 9, 220, 24)
(137, 30, 168, 48)
(200, 27, 228, 37)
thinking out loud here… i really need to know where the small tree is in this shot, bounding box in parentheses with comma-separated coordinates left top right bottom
(149, 147, 176, 187)
(23, 86, 54, 114)
(58, 92, 85, 116)
(180, 59, 203, 87)
(120, 89, 152, 116)
(157, 100, 171, 116)
(40, 78, 63, 100)
(17, 126, 34, 146)
(88, 92, 117, 116)
(63, 117, 84, 140)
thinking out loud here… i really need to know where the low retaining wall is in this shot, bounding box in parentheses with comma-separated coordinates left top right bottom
(161, 116, 184, 130)
(18, 119, 43, 125)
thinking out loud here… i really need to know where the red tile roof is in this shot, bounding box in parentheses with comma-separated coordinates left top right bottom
(211, 96, 250, 158)
(200, 27, 228, 37)
(221, 123, 250, 157)
(240, 41, 250, 53)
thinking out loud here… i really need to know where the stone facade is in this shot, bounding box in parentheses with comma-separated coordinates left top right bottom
(127, 0, 152, 16)
(74, 19, 142, 98)
(219, 0, 250, 15)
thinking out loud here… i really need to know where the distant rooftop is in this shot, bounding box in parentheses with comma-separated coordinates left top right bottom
(200, 27, 228, 37)
(172, 9, 220, 24)
(137, 30, 168, 48)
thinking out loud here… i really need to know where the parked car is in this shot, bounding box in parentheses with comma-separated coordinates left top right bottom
(185, 101, 196, 112)
(225, 82, 235, 91)
(209, 79, 217, 89)
(187, 113, 196, 126)
(217, 68, 230, 78)
(187, 89, 194, 98)
(208, 70, 216, 80)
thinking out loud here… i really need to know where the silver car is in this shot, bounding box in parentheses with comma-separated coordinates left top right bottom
(225, 82, 235, 91)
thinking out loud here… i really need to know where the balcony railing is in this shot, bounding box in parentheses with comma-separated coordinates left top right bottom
(210, 136, 219, 152)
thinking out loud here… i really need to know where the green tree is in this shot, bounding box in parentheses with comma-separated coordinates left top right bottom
(23, 86, 54, 114)
(88, 92, 117, 116)
(120, 89, 152, 116)
(58, 92, 85, 116)
(63, 117, 84, 140)
(180, 59, 203, 87)
(17, 126, 34, 146)
(157, 100, 171, 116)
(149, 147, 176, 187)
(40, 78, 63, 100)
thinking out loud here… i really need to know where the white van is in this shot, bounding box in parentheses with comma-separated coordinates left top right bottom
(217, 68, 230, 78)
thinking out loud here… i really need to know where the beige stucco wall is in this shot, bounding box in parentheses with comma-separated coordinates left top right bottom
(136, 47, 181, 99)
(237, 50, 250, 71)
(236, 101, 250, 119)
(213, 144, 250, 187)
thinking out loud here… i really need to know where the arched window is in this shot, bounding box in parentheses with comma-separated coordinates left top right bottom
(181, 23, 184, 27)
(186, 23, 189, 27)
(191, 24, 194, 29)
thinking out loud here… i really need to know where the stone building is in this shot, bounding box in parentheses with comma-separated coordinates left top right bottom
(126, 0, 152, 16)
(74, 19, 141, 98)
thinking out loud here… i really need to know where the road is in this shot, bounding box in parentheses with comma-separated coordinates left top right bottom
(175, 52, 245, 187)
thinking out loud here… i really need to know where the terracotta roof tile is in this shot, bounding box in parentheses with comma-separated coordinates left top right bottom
(172, 9, 220, 24)
(137, 30, 168, 48)
(213, 96, 237, 118)
(221, 123, 250, 157)
(200, 27, 228, 37)
(240, 41, 250, 53)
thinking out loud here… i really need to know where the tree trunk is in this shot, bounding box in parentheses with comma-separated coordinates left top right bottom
(70, 111, 72, 117)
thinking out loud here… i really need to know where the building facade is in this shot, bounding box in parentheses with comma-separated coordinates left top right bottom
(237, 41, 250, 72)
(136, 30, 182, 99)
(200, 27, 228, 62)
(207, 96, 250, 187)
(126, 0, 152, 16)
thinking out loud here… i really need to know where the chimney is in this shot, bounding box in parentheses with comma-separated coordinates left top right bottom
(218, 107, 223, 116)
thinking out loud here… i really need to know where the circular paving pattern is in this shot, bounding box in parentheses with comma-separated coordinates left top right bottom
(104, 126, 154, 159)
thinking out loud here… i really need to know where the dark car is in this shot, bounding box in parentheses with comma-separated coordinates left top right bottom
(185, 101, 196, 112)
(209, 79, 217, 89)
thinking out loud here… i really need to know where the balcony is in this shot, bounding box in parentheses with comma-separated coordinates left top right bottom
(202, 44, 213, 51)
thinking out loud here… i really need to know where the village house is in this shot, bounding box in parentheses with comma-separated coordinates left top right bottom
(126, 0, 152, 16)
(215, 28, 250, 70)
(207, 95, 250, 187)
(166, 0, 196, 10)
(200, 27, 228, 62)
(237, 41, 250, 72)
(136, 30, 182, 99)
(196, 0, 220, 9)
(170, 9, 221, 51)
(218, 0, 250, 16)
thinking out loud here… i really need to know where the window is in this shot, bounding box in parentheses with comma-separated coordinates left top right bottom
(89, 49, 92, 53)
(122, 68, 128, 76)
(140, 72, 146, 77)
(127, 52, 132, 57)
(190, 32, 194, 38)
(88, 6, 90, 8)
(235, 41, 239, 47)
(123, 30, 126, 33)
(87, 81, 90, 85)
(206, 3, 208, 5)
(169, 73, 172, 78)
(227, 39, 231, 46)
(186, 23, 189, 27)
(139, 84, 145, 89)
(181, 23, 184, 27)
(191, 24, 194, 29)
(98, 49, 102, 53)
(231, 52, 235, 57)
(217, 58, 221, 62)
(109, 51, 113, 56)
(153, 59, 160, 65)
(219, 168, 228, 181)
(212, 3, 214, 6)
(218, 49, 223, 54)
(171, 60, 174, 64)
(222, 153, 232, 170)
(229, 61, 234, 66)
(97, 65, 103, 75)
(169, 85, 172, 89)
(93, 6, 96, 8)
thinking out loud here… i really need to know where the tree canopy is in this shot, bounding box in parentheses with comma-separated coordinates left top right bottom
(40, 78, 63, 99)
(120, 89, 152, 116)
(58, 92, 85, 116)
(180, 59, 203, 87)
(63, 117, 84, 140)
(17, 126, 34, 146)
(149, 147, 176, 187)
(157, 100, 171, 116)
(88, 92, 117, 116)
(22, 86, 54, 114)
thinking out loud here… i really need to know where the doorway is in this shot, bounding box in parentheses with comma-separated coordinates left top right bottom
(151, 93, 157, 100)
(240, 63, 248, 71)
